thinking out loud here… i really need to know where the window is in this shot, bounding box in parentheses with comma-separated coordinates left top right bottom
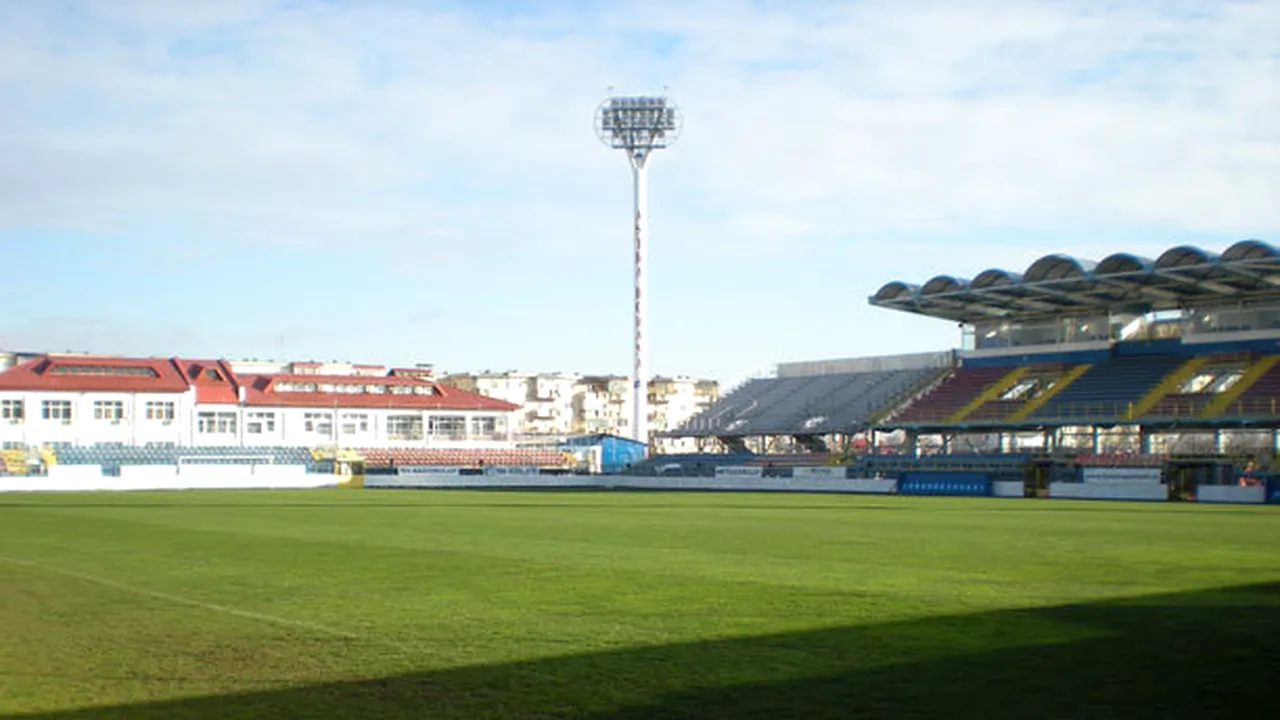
(428, 415, 466, 439)
(387, 414, 424, 440)
(1, 400, 23, 421)
(272, 381, 438, 396)
(50, 364, 157, 378)
(341, 412, 369, 435)
(303, 412, 333, 435)
(246, 411, 276, 434)
(93, 401, 125, 421)
(145, 401, 175, 421)
(197, 411, 236, 434)
(42, 400, 72, 422)
(470, 416, 500, 438)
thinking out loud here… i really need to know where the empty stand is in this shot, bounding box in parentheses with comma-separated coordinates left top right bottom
(744, 453, 833, 467)
(1075, 453, 1167, 467)
(2, 449, 28, 475)
(1143, 356, 1248, 418)
(1213, 356, 1280, 418)
(851, 453, 1029, 484)
(1030, 356, 1185, 422)
(676, 368, 936, 436)
(893, 366, 1012, 424)
(357, 447, 571, 469)
(54, 446, 313, 473)
(964, 364, 1085, 422)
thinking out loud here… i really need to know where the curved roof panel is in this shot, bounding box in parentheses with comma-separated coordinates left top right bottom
(920, 275, 968, 295)
(1155, 245, 1216, 270)
(872, 281, 919, 302)
(1095, 252, 1154, 276)
(867, 239, 1280, 324)
(971, 268, 1021, 290)
(1221, 239, 1280, 263)
(1024, 254, 1095, 283)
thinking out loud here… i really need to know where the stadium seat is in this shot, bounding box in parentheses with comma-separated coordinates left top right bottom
(675, 368, 938, 438)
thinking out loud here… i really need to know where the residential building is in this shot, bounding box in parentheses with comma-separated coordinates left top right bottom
(440, 371, 719, 440)
(0, 354, 519, 451)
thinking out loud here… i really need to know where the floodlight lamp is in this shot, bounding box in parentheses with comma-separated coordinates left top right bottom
(595, 95, 682, 167)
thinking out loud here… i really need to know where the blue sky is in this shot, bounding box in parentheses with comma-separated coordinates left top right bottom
(1, 0, 1277, 384)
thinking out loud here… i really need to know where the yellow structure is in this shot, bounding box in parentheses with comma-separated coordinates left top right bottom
(1128, 357, 1210, 418)
(2, 449, 27, 475)
(1200, 355, 1280, 418)
(948, 367, 1029, 423)
(1005, 364, 1091, 422)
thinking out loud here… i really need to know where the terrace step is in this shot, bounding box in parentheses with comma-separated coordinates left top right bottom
(1129, 356, 1210, 418)
(1200, 354, 1280, 418)
(947, 366, 1030, 423)
(1005, 364, 1091, 422)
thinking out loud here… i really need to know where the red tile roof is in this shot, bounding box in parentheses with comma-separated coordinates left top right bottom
(0, 355, 517, 412)
(0, 356, 190, 393)
(389, 367, 434, 378)
(178, 359, 240, 404)
(239, 373, 518, 411)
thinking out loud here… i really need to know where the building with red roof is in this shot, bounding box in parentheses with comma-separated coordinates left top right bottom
(0, 354, 520, 450)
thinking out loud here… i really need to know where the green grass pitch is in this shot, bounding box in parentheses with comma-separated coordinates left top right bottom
(1, 489, 1278, 719)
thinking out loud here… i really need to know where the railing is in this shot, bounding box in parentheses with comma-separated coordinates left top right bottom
(1204, 397, 1280, 418)
(883, 396, 1280, 425)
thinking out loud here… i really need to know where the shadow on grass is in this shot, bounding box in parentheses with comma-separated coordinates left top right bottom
(15, 583, 1280, 720)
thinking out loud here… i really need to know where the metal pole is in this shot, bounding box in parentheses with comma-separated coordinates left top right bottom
(595, 94, 680, 450)
(632, 158, 649, 447)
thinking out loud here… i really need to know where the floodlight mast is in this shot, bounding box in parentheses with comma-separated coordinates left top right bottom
(596, 95, 682, 449)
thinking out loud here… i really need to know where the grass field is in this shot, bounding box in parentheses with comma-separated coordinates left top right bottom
(1, 489, 1278, 719)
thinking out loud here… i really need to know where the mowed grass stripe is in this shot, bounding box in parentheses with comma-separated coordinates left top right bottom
(1, 490, 1278, 718)
(0, 554, 364, 640)
(6, 491, 1276, 605)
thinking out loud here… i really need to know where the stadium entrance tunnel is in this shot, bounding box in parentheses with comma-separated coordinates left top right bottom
(15, 582, 1280, 720)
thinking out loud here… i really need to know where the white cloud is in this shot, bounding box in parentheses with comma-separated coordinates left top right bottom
(1, 0, 1274, 261)
(0, 0, 1277, 375)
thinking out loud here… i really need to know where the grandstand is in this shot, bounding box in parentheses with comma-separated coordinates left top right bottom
(657, 239, 1280, 500)
(357, 447, 573, 470)
(6, 239, 1280, 504)
(53, 445, 315, 475)
(674, 353, 948, 453)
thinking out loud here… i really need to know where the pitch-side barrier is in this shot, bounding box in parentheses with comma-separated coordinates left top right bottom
(3, 465, 1270, 504)
(1, 464, 328, 492)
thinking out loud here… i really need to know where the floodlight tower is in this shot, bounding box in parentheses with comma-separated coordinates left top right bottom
(595, 94, 682, 449)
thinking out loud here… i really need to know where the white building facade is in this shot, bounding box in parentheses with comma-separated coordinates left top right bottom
(0, 355, 520, 451)
(442, 371, 719, 440)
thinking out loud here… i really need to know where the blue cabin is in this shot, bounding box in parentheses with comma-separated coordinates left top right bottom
(561, 433, 648, 474)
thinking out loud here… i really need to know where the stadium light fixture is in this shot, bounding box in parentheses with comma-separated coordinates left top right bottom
(595, 93, 682, 449)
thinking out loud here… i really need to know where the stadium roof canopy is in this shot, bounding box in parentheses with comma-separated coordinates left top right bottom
(870, 239, 1280, 323)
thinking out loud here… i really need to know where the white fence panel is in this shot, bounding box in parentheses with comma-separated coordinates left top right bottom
(991, 480, 1025, 498)
(1050, 481, 1167, 501)
(1197, 485, 1266, 504)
